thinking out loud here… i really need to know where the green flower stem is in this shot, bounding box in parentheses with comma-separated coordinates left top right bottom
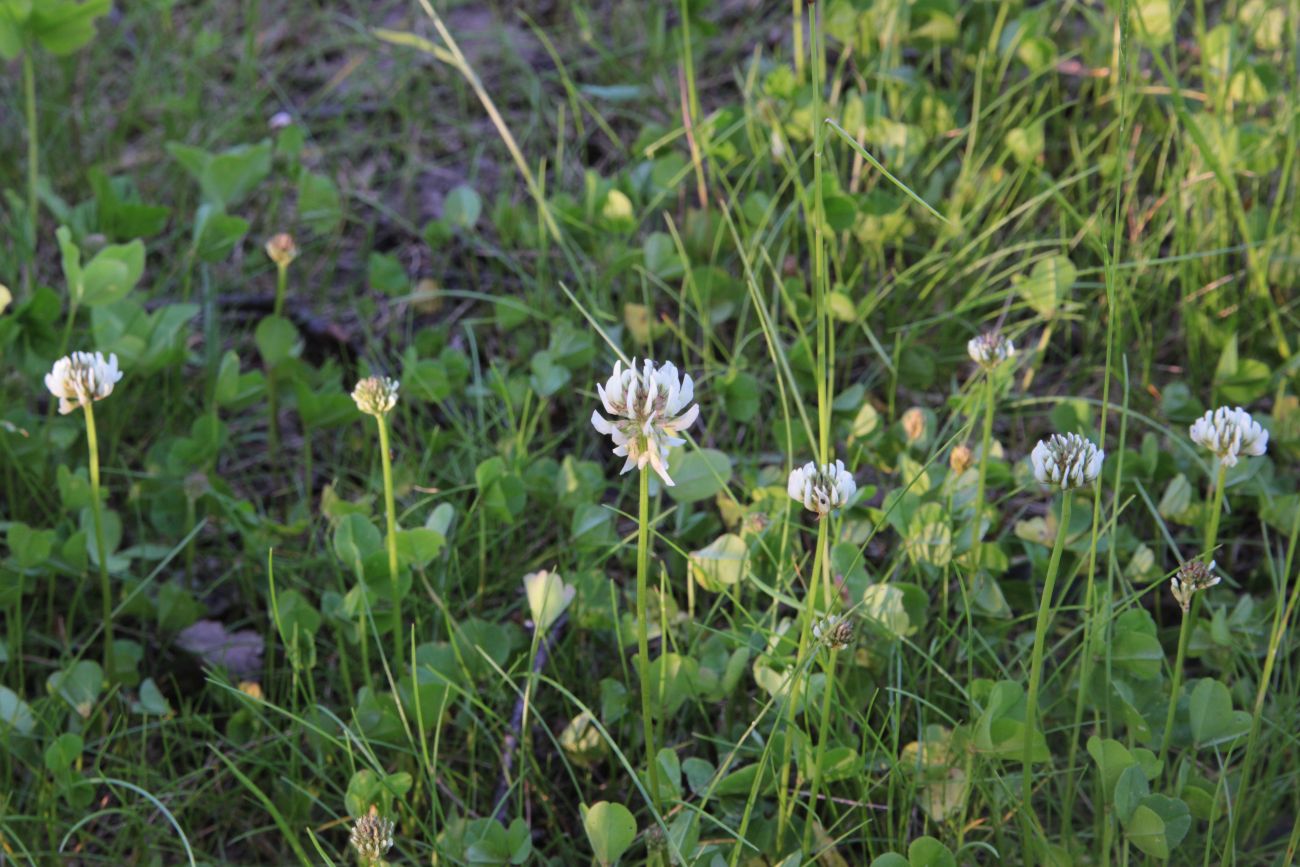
(273, 263, 288, 317)
(776, 517, 828, 853)
(376, 413, 402, 667)
(635, 469, 662, 818)
(83, 400, 115, 678)
(974, 371, 996, 563)
(1159, 461, 1227, 769)
(23, 48, 38, 294)
(1022, 491, 1073, 835)
(803, 615, 838, 857)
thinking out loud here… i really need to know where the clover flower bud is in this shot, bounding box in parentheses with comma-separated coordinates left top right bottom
(264, 233, 299, 269)
(1030, 432, 1104, 490)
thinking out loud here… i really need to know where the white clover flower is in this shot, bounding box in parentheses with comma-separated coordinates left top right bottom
(1170, 559, 1220, 613)
(967, 331, 1015, 369)
(590, 358, 699, 486)
(813, 614, 854, 651)
(1189, 406, 1268, 468)
(787, 459, 857, 516)
(349, 810, 394, 866)
(352, 376, 399, 417)
(1030, 433, 1104, 490)
(45, 352, 123, 415)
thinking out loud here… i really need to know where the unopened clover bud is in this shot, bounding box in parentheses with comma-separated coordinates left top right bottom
(902, 407, 926, 444)
(264, 233, 299, 269)
(950, 443, 973, 474)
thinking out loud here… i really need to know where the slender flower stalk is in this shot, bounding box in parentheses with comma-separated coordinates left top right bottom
(46, 352, 123, 675)
(1023, 433, 1103, 830)
(634, 470, 661, 817)
(1160, 413, 1266, 772)
(589, 357, 697, 819)
(1158, 556, 1221, 770)
(779, 457, 855, 850)
(969, 332, 1012, 668)
(353, 376, 402, 666)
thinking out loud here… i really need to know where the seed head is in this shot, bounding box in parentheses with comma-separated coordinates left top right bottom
(590, 358, 699, 486)
(787, 459, 857, 517)
(45, 351, 123, 415)
(349, 809, 394, 866)
(1030, 433, 1104, 490)
(967, 331, 1015, 369)
(352, 376, 399, 417)
(1189, 406, 1268, 468)
(1170, 560, 1220, 613)
(813, 614, 854, 651)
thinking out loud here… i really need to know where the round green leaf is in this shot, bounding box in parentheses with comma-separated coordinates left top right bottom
(581, 801, 637, 867)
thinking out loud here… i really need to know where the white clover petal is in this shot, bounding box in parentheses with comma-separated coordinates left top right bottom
(1031, 432, 1104, 491)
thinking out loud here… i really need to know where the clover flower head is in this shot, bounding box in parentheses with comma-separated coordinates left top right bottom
(45, 351, 123, 415)
(1189, 406, 1268, 468)
(352, 376, 399, 417)
(967, 331, 1015, 369)
(1030, 433, 1104, 490)
(813, 614, 854, 651)
(264, 233, 299, 269)
(590, 358, 699, 486)
(349, 809, 394, 866)
(1170, 560, 1220, 613)
(787, 459, 857, 516)
(950, 443, 974, 474)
